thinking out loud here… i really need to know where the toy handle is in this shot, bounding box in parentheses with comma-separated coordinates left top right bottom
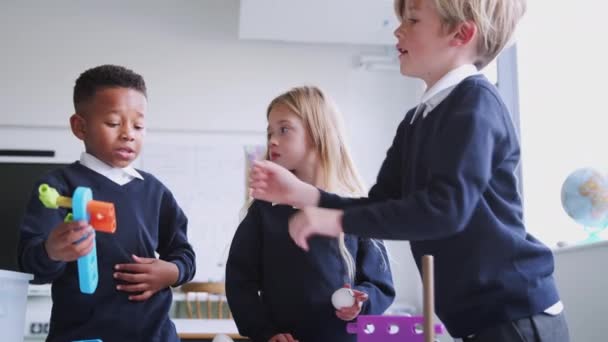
(72, 187, 99, 294)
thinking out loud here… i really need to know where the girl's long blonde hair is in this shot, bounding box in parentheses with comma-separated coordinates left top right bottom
(267, 85, 377, 282)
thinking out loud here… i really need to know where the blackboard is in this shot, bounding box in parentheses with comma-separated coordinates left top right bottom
(0, 162, 68, 271)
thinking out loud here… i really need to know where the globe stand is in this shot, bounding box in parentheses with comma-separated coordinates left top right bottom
(580, 226, 606, 244)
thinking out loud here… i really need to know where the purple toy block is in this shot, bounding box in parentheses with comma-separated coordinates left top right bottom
(347, 315, 444, 342)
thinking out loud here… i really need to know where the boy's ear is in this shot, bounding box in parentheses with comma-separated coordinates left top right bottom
(70, 114, 86, 140)
(450, 21, 477, 47)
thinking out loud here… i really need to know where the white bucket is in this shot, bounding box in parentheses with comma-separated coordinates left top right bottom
(0, 269, 33, 342)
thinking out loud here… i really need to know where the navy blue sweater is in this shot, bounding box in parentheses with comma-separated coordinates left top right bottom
(226, 200, 395, 342)
(18, 162, 196, 342)
(319, 75, 560, 338)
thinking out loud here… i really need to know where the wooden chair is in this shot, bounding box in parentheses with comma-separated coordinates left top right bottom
(181, 282, 231, 319)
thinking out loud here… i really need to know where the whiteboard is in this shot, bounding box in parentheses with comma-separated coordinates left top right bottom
(141, 129, 266, 281)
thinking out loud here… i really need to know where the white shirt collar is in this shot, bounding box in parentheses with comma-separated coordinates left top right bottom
(79, 152, 143, 186)
(411, 64, 479, 124)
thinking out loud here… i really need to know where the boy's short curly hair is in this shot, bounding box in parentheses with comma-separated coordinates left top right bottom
(394, 0, 527, 69)
(73, 64, 147, 111)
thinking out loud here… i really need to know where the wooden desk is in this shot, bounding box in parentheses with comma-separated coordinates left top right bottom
(173, 318, 249, 341)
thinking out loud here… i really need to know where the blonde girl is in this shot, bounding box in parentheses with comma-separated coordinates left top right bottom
(226, 86, 394, 342)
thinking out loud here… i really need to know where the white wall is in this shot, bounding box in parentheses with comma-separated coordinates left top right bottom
(1, 0, 432, 333)
(517, 0, 608, 247)
(0, 0, 420, 184)
(516, 3, 607, 340)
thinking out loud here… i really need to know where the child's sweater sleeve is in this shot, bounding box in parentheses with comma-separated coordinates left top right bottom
(340, 86, 508, 241)
(18, 178, 68, 283)
(157, 189, 196, 286)
(226, 201, 278, 342)
(353, 238, 395, 315)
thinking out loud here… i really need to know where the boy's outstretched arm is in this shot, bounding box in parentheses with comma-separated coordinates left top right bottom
(342, 88, 507, 241)
(249, 160, 320, 208)
(250, 118, 408, 209)
(291, 87, 510, 243)
(226, 201, 281, 342)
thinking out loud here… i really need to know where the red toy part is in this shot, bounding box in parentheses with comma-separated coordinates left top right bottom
(87, 200, 116, 233)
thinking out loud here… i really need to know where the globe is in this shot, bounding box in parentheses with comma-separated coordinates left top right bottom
(561, 168, 608, 243)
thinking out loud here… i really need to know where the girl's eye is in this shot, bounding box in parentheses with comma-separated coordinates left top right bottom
(279, 127, 289, 134)
(106, 122, 119, 128)
(134, 124, 145, 130)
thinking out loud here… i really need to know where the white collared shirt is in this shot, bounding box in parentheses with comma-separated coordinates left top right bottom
(79, 152, 143, 186)
(410, 64, 479, 124)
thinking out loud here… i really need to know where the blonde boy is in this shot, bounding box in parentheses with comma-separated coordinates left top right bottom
(249, 0, 571, 341)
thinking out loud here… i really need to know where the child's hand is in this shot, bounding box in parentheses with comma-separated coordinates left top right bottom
(249, 160, 319, 208)
(288, 207, 344, 251)
(114, 254, 179, 301)
(44, 221, 95, 262)
(335, 285, 368, 321)
(269, 333, 299, 342)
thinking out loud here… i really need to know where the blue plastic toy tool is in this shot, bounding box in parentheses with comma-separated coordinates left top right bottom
(39, 184, 117, 294)
(72, 187, 98, 294)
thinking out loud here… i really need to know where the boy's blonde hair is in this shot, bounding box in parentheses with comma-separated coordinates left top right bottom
(394, 0, 526, 69)
(267, 86, 376, 282)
